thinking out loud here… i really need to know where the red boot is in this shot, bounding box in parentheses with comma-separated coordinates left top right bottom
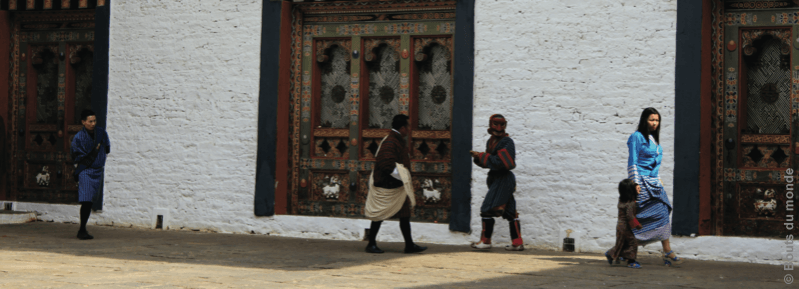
(505, 218, 524, 251)
(471, 218, 494, 249)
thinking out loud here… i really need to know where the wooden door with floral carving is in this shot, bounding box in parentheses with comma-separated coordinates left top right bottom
(288, 1, 457, 222)
(7, 11, 95, 203)
(710, 0, 798, 236)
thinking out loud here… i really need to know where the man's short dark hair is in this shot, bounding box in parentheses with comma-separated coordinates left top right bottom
(391, 114, 410, 130)
(80, 109, 96, 121)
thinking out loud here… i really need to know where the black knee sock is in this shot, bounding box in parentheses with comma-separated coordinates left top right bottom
(509, 220, 521, 240)
(509, 219, 523, 246)
(482, 218, 495, 240)
(368, 221, 382, 246)
(79, 202, 92, 232)
(400, 217, 413, 248)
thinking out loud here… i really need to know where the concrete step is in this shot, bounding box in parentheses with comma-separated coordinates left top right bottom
(0, 210, 37, 224)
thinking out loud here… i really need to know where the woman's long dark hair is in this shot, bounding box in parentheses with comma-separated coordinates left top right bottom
(618, 179, 638, 203)
(637, 107, 661, 144)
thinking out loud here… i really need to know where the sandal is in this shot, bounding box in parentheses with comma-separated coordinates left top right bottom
(662, 250, 684, 266)
(627, 261, 642, 269)
(604, 250, 613, 265)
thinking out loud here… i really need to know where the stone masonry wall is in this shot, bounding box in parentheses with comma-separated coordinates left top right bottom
(470, 0, 678, 251)
(469, 0, 789, 264)
(98, 0, 263, 231)
(11, 0, 792, 265)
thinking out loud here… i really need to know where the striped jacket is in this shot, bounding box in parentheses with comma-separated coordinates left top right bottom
(474, 136, 518, 213)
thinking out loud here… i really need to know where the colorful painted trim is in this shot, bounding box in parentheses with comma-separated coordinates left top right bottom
(497, 148, 515, 170)
(725, 68, 738, 124)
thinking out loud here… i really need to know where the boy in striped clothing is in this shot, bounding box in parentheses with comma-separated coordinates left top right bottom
(470, 114, 523, 251)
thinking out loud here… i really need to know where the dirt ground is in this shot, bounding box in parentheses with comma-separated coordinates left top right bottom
(0, 222, 790, 288)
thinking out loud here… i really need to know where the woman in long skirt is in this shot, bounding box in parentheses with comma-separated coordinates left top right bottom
(627, 107, 683, 266)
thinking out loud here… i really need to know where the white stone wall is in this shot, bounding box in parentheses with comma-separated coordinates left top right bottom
(470, 0, 678, 252)
(11, 0, 794, 265)
(468, 0, 790, 265)
(96, 0, 263, 231)
(19, 0, 473, 249)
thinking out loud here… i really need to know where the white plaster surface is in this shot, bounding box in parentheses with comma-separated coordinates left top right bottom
(16, 202, 80, 224)
(102, 1, 265, 232)
(10, 0, 794, 265)
(469, 0, 681, 256)
(0, 210, 36, 224)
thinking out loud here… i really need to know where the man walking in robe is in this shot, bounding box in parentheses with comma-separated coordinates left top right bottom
(364, 114, 427, 254)
(71, 109, 111, 240)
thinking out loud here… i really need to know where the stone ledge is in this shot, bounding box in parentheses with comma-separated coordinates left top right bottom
(0, 211, 37, 224)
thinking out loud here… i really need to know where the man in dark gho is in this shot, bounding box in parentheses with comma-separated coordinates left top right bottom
(470, 114, 523, 251)
(71, 109, 111, 240)
(364, 114, 427, 254)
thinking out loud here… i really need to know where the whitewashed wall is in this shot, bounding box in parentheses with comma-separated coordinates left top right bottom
(20, 0, 472, 247)
(468, 0, 791, 265)
(469, 0, 677, 251)
(96, 0, 264, 231)
(12, 0, 793, 265)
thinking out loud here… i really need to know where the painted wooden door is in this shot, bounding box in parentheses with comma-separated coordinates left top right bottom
(712, 1, 798, 236)
(288, 11, 457, 222)
(7, 11, 95, 203)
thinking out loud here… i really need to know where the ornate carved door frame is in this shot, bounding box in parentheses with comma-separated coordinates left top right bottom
(710, 0, 798, 236)
(6, 10, 96, 204)
(283, 1, 458, 222)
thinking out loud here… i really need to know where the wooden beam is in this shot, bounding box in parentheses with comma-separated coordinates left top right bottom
(275, 0, 292, 215)
(699, 0, 714, 236)
(0, 11, 10, 201)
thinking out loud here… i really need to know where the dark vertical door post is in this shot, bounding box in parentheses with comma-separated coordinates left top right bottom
(450, 0, 475, 233)
(698, 0, 713, 236)
(0, 11, 10, 201)
(91, 1, 110, 210)
(673, 0, 704, 235)
(273, 0, 292, 215)
(254, 0, 284, 216)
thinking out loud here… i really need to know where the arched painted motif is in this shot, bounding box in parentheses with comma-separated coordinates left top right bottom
(318, 43, 352, 129)
(365, 42, 401, 129)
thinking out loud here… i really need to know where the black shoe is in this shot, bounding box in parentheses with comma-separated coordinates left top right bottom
(77, 231, 94, 240)
(365, 244, 384, 254)
(404, 244, 427, 254)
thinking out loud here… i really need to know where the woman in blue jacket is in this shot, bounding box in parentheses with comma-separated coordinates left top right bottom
(627, 107, 682, 266)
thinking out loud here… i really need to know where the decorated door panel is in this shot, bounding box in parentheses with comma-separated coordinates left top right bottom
(8, 11, 95, 203)
(289, 2, 456, 222)
(711, 1, 798, 236)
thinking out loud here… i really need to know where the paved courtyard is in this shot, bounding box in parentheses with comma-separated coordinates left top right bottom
(0, 222, 790, 288)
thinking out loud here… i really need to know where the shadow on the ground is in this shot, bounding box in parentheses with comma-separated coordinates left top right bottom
(0, 222, 784, 288)
(406, 257, 786, 289)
